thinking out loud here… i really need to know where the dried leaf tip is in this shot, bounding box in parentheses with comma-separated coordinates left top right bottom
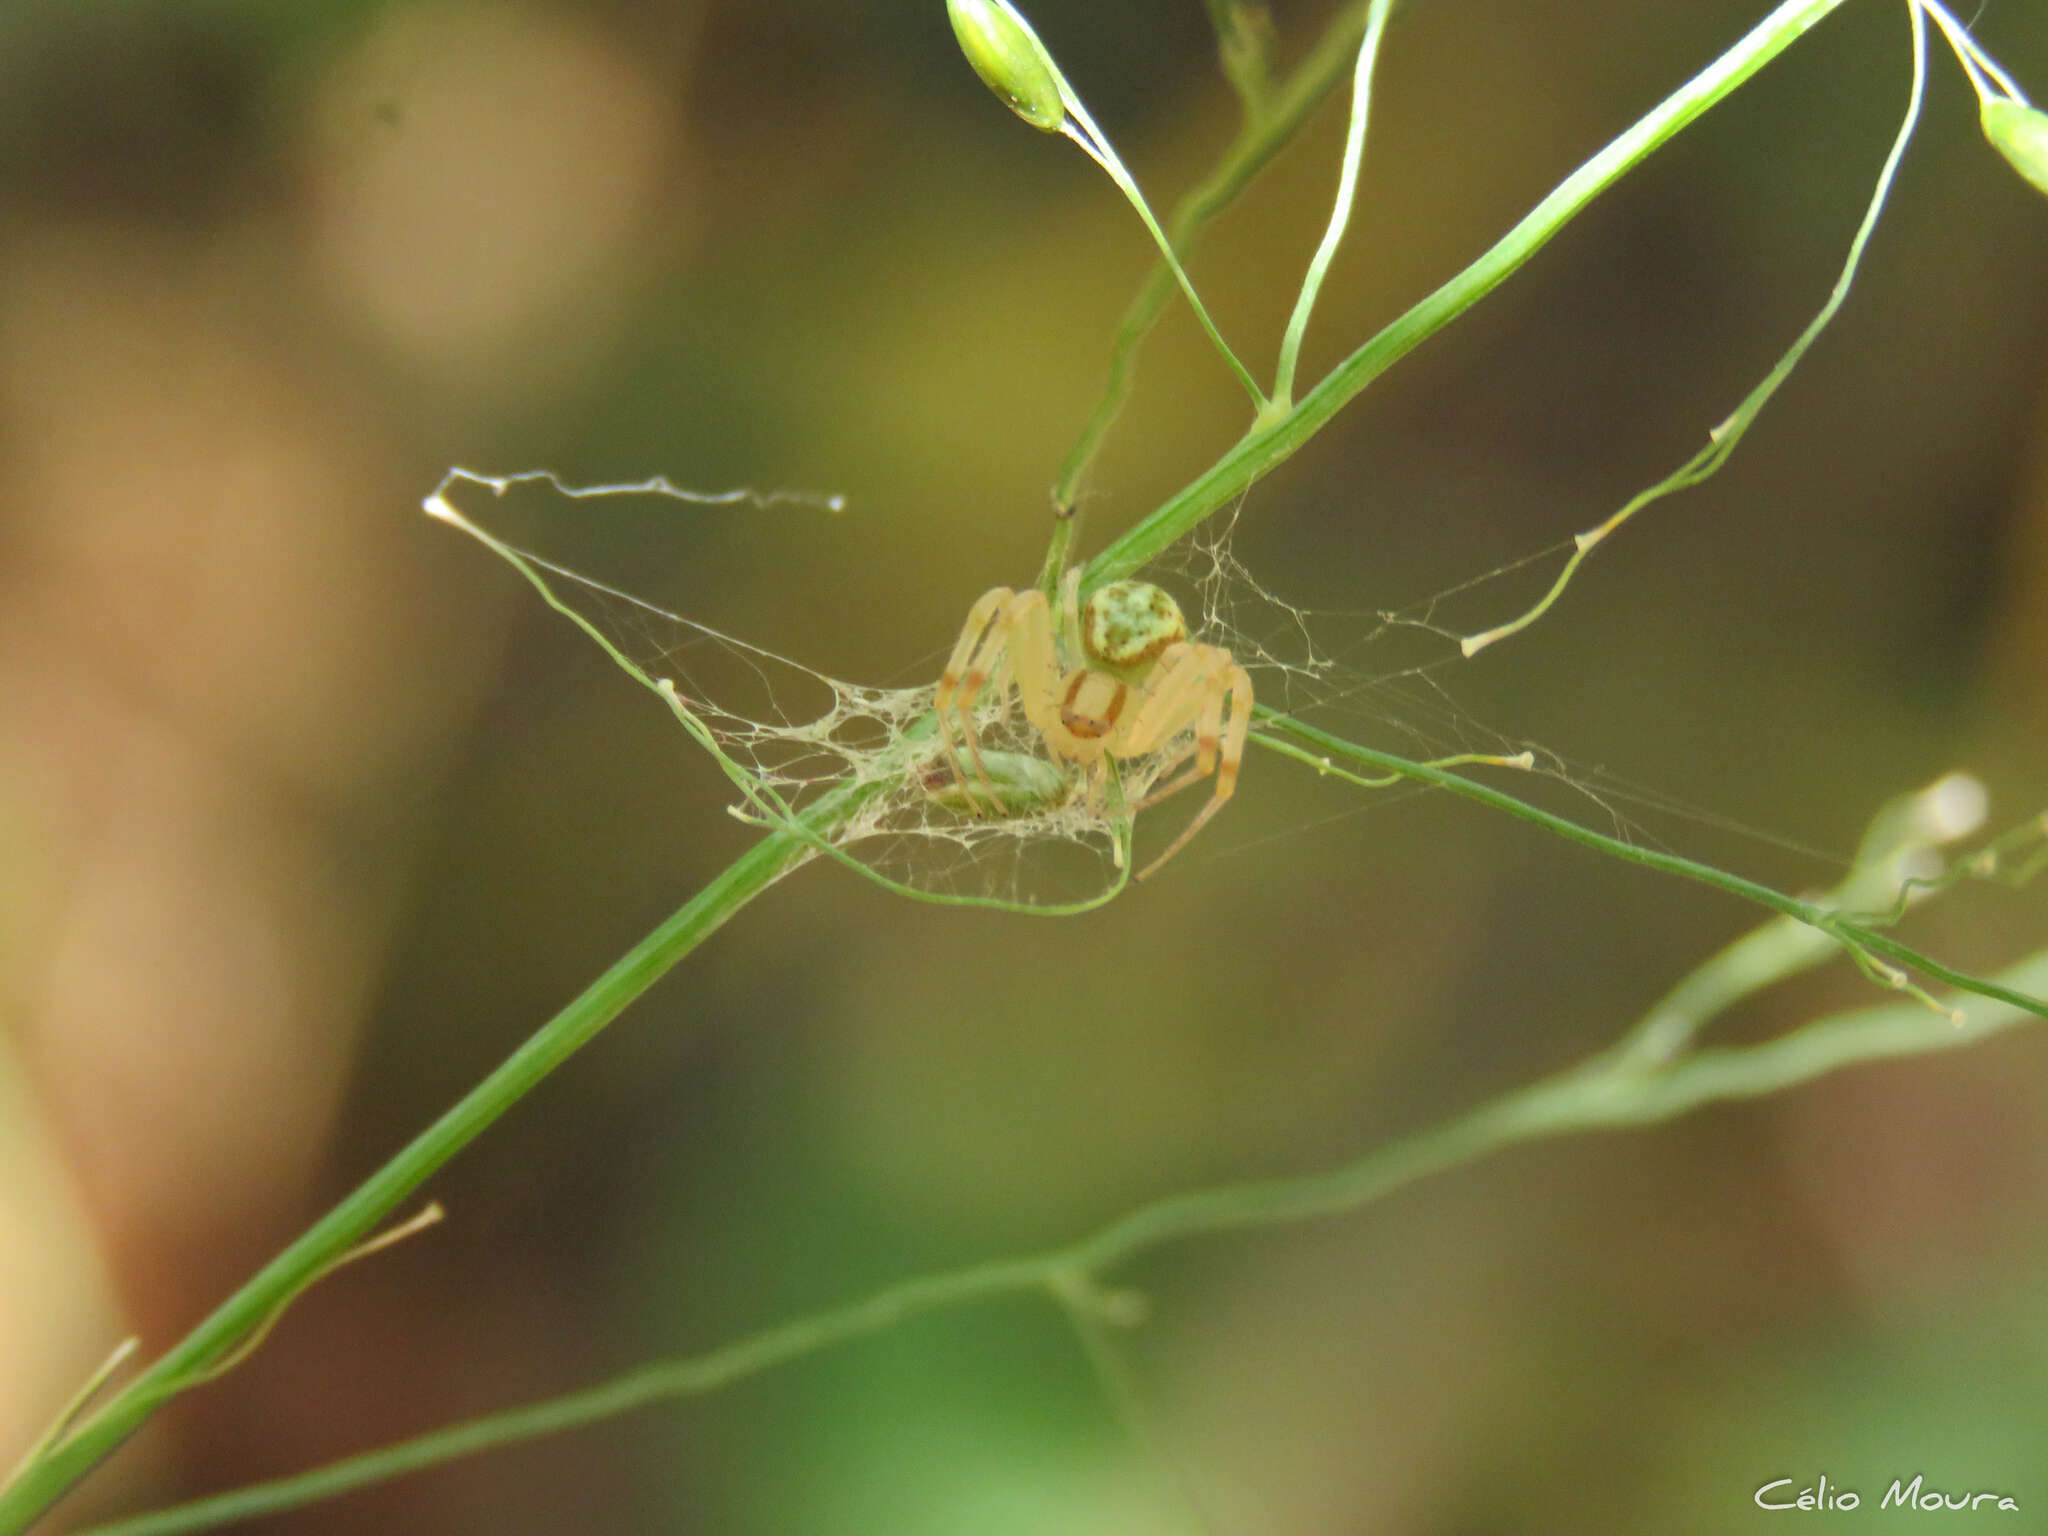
(947, 0, 1065, 133)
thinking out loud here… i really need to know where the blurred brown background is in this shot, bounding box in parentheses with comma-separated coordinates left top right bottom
(3, 0, 2047, 1531)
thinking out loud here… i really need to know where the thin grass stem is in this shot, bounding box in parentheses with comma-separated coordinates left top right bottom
(1458, 0, 1927, 655)
(76, 943, 2048, 1536)
(1268, 0, 1396, 414)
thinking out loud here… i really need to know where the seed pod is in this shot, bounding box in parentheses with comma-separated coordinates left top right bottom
(1982, 98, 2048, 198)
(947, 0, 1065, 133)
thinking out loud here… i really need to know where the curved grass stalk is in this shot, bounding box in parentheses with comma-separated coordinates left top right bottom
(17, 692, 2045, 1535)
(1266, 0, 1396, 416)
(1, 1342, 137, 1497)
(0, 3, 1972, 1528)
(1602, 772, 1995, 1069)
(0, 801, 841, 1534)
(1054, 100, 1266, 411)
(71, 936, 2048, 1536)
(1249, 711, 2048, 1023)
(1082, 0, 1857, 590)
(1457, 0, 1927, 656)
(949, 0, 1263, 408)
(1202, 0, 1277, 118)
(1048, 0, 1404, 531)
(1917, 0, 2027, 103)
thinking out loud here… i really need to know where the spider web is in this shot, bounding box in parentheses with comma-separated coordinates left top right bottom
(426, 469, 1223, 910)
(425, 468, 1744, 910)
(1147, 498, 1673, 852)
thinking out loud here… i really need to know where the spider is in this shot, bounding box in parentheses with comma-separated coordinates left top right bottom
(933, 569, 1252, 878)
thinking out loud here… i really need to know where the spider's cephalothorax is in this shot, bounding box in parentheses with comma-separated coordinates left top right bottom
(933, 570, 1251, 878)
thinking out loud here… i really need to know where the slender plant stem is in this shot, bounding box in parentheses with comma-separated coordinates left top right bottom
(0, 3, 1934, 1528)
(74, 945, 2048, 1536)
(72, 1249, 1055, 1536)
(1202, 0, 1276, 117)
(1457, 0, 1927, 655)
(1054, 101, 1267, 409)
(22, 709, 2032, 1535)
(1083, 0, 1854, 590)
(0, 795, 861, 1533)
(1268, 0, 1395, 413)
(1249, 711, 2048, 1022)
(1063, 947, 2048, 1263)
(1052, 0, 1393, 512)
(1602, 773, 1981, 1069)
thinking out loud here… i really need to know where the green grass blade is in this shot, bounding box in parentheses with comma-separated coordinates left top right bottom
(1085, 0, 1855, 588)
(0, 814, 831, 1533)
(76, 942, 2048, 1535)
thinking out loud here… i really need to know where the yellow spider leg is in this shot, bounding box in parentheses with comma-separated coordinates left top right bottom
(952, 614, 1024, 809)
(1129, 654, 1222, 812)
(1006, 589, 1065, 751)
(1135, 659, 1252, 879)
(1215, 663, 1252, 795)
(936, 588, 1014, 814)
(1115, 643, 1211, 761)
(985, 653, 1016, 726)
(1131, 734, 1213, 814)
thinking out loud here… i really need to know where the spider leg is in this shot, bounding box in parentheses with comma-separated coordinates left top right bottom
(1130, 671, 1222, 819)
(951, 626, 1021, 811)
(935, 588, 1014, 814)
(1006, 589, 1063, 750)
(1131, 741, 1206, 811)
(1136, 658, 1252, 880)
(954, 666, 1014, 808)
(985, 653, 1016, 727)
(1123, 645, 1220, 809)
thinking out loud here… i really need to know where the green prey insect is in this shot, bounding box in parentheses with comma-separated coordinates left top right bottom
(932, 570, 1252, 879)
(922, 750, 1075, 819)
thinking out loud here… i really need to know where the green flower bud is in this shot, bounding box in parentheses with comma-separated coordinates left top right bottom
(947, 0, 1065, 133)
(1982, 97, 2048, 198)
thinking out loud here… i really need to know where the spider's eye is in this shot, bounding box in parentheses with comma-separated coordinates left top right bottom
(1080, 580, 1188, 670)
(948, 0, 1066, 134)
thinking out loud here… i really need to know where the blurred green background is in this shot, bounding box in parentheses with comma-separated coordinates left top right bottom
(3, 0, 2048, 1531)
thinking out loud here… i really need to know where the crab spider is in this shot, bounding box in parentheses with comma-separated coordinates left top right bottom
(933, 569, 1252, 878)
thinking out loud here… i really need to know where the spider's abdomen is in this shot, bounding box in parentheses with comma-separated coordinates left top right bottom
(1080, 580, 1187, 671)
